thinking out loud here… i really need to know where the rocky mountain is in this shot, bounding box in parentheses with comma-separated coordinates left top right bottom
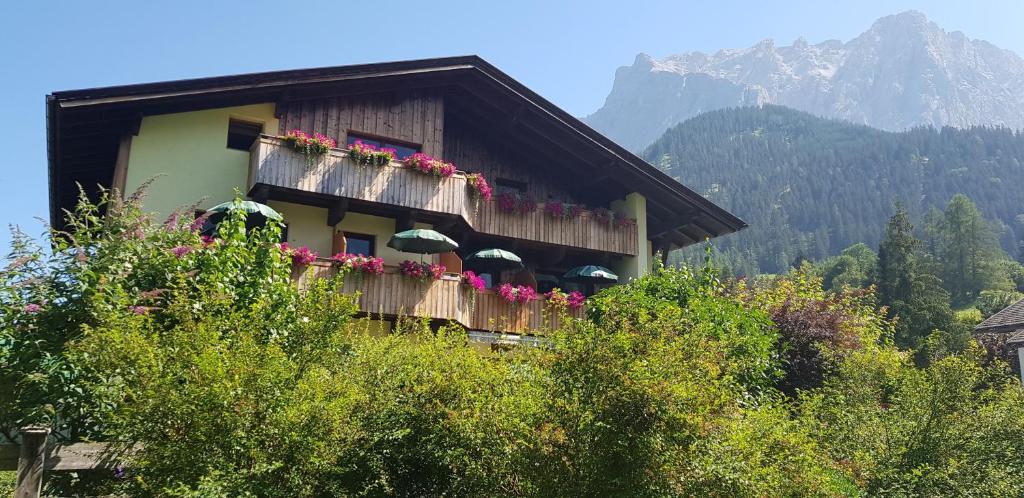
(587, 11, 1024, 151)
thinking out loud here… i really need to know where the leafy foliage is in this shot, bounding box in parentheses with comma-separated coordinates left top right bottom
(2, 185, 1023, 497)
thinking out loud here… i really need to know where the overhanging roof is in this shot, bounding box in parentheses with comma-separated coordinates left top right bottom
(47, 55, 745, 245)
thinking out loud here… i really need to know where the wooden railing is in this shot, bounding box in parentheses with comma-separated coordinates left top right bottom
(297, 262, 581, 334)
(1, 428, 137, 498)
(249, 137, 638, 255)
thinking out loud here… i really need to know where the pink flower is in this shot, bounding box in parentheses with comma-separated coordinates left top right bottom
(331, 252, 384, 275)
(399, 260, 445, 280)
(288, 245, 318, 266)
(348, 141, 394, 166)
(466, 173, 493, 201)
(567, 291, 586, 310)
(498, 283, 537, 303)
(200, 235, 216, 247)
(516, 193, 537, 215)
(23, 303, 42, 313)
(403, 153, 456, 178)
(497, 192, 518, 212)
(170, 245, 193, 258)
(462, 271, 486, 291)
(544, 201, 566, 219)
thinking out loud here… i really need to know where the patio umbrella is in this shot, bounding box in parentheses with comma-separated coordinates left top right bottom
(386, 229, 458, 255)
(563, 265, 619, 284)
(535, 274, 559, 285)
(200, 200, 283, 235)
(464, 248, 523, 273)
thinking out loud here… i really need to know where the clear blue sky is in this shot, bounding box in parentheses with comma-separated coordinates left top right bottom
(2, 0, 1022, 248)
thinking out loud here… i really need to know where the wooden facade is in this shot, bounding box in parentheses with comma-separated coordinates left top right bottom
(298, 262, 580, 334)
(249, 137, 639, 255)
(276, 90, 445, 157)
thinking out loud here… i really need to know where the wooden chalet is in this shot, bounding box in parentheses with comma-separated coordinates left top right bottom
(46, 55, 744, 341)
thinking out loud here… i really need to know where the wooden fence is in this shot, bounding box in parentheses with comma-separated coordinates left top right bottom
(1, 428, 135, 498)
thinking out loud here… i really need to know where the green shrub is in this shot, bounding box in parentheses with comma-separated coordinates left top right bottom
(3, 185, 1023, 497)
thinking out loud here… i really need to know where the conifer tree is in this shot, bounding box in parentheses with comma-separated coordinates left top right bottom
(876, 204, 953, 348)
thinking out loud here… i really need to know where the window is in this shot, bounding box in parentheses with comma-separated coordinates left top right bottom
(345, 232, 376, 256)
(494, 177, 528, 194)
(345, 132, 420, 159)
(226, 119, 264, 151)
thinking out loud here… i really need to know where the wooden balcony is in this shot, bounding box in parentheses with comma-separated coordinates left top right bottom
(298, 262, 581, 334)
(249, 136, 638, 255)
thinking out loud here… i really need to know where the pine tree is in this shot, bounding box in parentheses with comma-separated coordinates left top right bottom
(934, 194, 1006, 305)
(876, 204, 953, 348)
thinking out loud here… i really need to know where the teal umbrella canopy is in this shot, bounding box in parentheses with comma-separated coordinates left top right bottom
(207, 200, 284, 220)
(563, 265, 619, 283)
(465, 248, 523, 272)
(201, 200, 284, 235)
(386, 229, 458, 254)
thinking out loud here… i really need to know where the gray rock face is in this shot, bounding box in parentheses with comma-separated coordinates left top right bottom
(586, 11, 1024, 151)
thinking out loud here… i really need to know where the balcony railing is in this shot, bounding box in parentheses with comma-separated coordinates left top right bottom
(249, 136, 638, 255)
(297, 262, 581, 334)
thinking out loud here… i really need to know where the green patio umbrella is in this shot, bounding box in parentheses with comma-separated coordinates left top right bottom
(535, 274, 559, 285)
(464, 248, 523, 273)
(563, 265, 619, 284)
(200, 200, 284, 235)
(386, 229, 458, 255)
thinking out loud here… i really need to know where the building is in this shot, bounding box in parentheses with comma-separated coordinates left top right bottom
(974, 298, 1024, 382)
(46, 56, 744, 341)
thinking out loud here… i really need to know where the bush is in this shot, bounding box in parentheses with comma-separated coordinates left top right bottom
(3, 185, 1023, 496)
(802, 345, 1024, 496)
(740, 269, 891, 394)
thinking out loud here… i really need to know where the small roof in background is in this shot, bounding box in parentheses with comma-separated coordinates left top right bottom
(974, 298, 1024, 333)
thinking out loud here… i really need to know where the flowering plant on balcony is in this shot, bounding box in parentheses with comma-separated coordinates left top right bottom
(568, 204, 585, 219)
(403, 153, 456, 178)
(331, 252, 385, 275)
(546, 288, 586, 310)
(543, 200, 566, 219)
(496, 191, 538, 214)
(278, 243, 318, 266)
(592, 207, 613, 226)
(347, 140, 396, 167)
(283, 129, 336, 164)
(614, 212, 634, 228)
(461, 271, 486, 291)
(466, 173, 493, 201)
(399, 260, 446, 281)
(497, 283, 537, 304)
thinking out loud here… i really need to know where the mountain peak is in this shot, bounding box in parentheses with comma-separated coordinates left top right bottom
(585, 11, 1024, 151)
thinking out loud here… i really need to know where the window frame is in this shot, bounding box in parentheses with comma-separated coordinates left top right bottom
(344, 232, 377, 257)
(494, 177, 529, 194)
(345, 131, 422, 159)
(226, 118, 265, 151)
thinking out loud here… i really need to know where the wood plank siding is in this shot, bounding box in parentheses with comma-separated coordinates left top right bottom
(297, 262, 580, 334)
(276, 90, 445, 157)
(249, 137, 638, 254)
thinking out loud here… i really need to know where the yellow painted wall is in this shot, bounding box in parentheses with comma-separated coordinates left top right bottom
(611, 192, 650, 281)
(267, 201, 333, 257)
(125, 104, 279, 220)
(335, 212, 435, 265)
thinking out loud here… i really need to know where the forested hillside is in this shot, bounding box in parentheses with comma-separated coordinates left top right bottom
(645, 105, 1024, 274)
